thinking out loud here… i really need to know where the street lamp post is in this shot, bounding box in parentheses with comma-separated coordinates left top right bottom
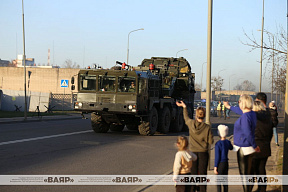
(218, 69, 226, 81)
(201, 62, 206, 91)
(258, 29, 275, 101)
(265, 31, 275, 101)
(176, 49, 188, 58)
(259, 0, 265, 92)
(237, 78, 244, 96)
(126, 28, 144, 66)
(229, 73, 236, 95)
(206, 0, 213, 125)
(22, 0, 27, 120)
(282, 1, 288, 187)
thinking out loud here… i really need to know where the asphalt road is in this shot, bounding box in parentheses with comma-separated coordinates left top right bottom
(0, 115, 238, 192)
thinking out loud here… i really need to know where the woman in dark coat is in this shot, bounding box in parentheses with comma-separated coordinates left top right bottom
(252, 101, 273, 192)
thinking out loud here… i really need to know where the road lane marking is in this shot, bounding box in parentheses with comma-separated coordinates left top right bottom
(0, 130, 93, 146)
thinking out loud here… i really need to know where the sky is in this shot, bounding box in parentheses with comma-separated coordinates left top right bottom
(0, 0, 287, 92)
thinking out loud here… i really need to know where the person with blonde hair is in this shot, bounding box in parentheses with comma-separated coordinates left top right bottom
(251, 100, 273, 192)
(173, 136, 197, 192)
(176, 101, 213, 192)
(223, 94, 259, 192)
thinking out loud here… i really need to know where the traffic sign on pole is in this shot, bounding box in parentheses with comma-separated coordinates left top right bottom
(60, 80, 69, 88)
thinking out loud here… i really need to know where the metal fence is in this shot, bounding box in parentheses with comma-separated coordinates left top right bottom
(49, 93, 77, 111)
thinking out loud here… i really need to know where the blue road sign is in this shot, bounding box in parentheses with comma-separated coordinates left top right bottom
(61, 79, 69, 88)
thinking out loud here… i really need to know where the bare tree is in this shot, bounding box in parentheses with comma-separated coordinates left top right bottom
(211, 76, 224, 91)
(234, 84, 242, 91)
(241, 26, 287, 94)
(63, 59, 80, 68)
(274, 66, 286, 94)
(195, 83, 201, 91)
(242, 80, 256, 91)
(233, 80, 256, 91)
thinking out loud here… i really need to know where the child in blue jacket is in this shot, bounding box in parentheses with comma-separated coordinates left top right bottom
(214, 124, 233, 192)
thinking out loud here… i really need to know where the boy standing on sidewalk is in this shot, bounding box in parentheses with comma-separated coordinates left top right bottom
(214, 124, 233, 192)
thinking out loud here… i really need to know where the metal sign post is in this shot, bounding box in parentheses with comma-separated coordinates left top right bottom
(61, 80, 69, 112)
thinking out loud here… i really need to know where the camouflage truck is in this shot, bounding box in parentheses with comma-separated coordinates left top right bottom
(71, 57, 195, 135)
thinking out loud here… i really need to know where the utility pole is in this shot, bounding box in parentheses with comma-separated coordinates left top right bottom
(206, 0, 213, 125)
(22, 0, 27, 120)
(259, 0, 264, 92)
(282, 1, 288, 191)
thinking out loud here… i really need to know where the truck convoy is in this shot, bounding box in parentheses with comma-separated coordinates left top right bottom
(71, 57, 196, 136)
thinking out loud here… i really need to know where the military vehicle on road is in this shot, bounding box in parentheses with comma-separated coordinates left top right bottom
(71, 57, 195, 135)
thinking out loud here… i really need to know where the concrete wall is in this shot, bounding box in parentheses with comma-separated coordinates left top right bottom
(0, 89, 76, 112)
(0, 67, 79, 94)
(0, 89, 49, 112)
(0, 90, 2, 110)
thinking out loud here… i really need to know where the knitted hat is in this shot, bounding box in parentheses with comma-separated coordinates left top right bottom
(217, 124, 228, 138)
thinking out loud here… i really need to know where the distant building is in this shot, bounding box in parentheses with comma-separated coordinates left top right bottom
(16, 55, 35, 67)
(0, 59, 9, 67)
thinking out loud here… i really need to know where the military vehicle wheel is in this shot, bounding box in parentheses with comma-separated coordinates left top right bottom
(91, 112, 110, 133)
(110, 124, 125, 132)
(126, 124, 138, 130)
(159, 107, 171, 133)
(138, 107, 158, 136)
(170, 108, 184, 132)
(182, 107, 192, 131)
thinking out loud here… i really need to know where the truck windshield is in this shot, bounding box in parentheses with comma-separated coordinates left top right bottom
(79, 75, 96, 91)
(99, 76, 116, 92)
(118, 77, 136, 92)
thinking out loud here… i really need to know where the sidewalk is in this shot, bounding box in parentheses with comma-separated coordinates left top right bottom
(140, 114, 284, 192)
(140, 138, 281, 192)
(0, 113, 82, 124)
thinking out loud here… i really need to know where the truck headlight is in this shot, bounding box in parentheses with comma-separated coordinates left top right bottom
(128, 105, 136, 111)
(75, 102, 82, 109)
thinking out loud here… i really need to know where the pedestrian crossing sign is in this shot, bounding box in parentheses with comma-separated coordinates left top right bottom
(61, 79, 69, 88)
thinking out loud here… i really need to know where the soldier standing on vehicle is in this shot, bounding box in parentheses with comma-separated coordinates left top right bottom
(217, 101, 222, 118)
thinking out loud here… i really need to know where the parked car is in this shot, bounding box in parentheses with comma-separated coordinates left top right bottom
(193, 100, 217, 117)
(193, 100, 202, 110)
(230, 101, 239, 107)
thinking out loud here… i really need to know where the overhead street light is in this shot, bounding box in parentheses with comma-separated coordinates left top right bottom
(176, 49, 188, 58)
(127, 28, 144, 66)
(218, 69, 226, 79)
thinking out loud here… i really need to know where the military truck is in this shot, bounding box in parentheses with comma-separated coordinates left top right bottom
(71, 57, 195, 136)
